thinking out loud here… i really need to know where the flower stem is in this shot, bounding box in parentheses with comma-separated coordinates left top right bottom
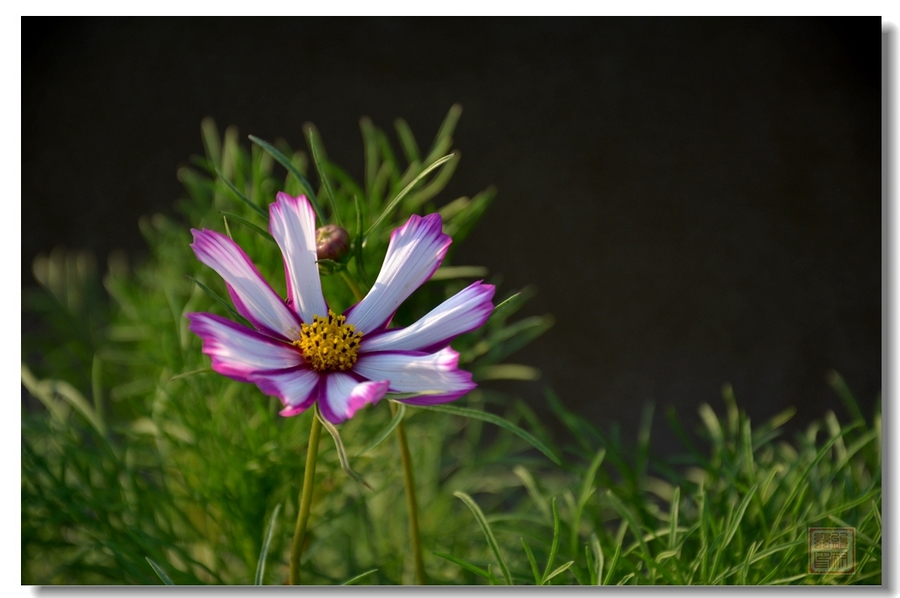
(390, 401, 426, 584)
(289, 413, 322, 585)
(340, 271, 365, 302)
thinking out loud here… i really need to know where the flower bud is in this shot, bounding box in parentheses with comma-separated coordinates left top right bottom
(315, 224, 350, 261)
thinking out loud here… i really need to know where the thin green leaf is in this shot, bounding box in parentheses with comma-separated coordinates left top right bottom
(200, 117, 222, 167)
(216, 168, 268, 219)
(722, 484, 758, 551)
(394, 118, 421, 164)
(315, 404, 372, 490)
(454, 491, 512, 585)
(606, 490, 653, 571)
(168, 368, 212, 382)
(353, 194, 368, 283)
(254, 503, 281, 585)
(827, 369, 866, 424)
(218, 211, 275, 242)
(571, 448, 605, 556)
(429, 265, 489, 281)
(521, 538, 542, 585)
(405, 151, 461, 210)
(222, 215, 233, 240)
(145, 557, 174, 585)
(355, 401, 406, 457)
(590, 533, 603, 585)
(423, 103, 462, 165)
(602, 544, 621, 585)
(185, 275, 247, 325)
(474, 364, 541, 381)
(342, 568, 378, 585)
(544, 560, 574, 583)
(432, 551, 491, 580)
(22, 364, 106, 437)
(304, 123, 342, 226)
(365, 153, 455, 237)
(248, 134, 325, 224)
(415, 403, 561, 465)
(541, 497, 562, 584)
(668, 486, 681, 550)
(360, 116, 379, 200)
(512, 465, 551, 523)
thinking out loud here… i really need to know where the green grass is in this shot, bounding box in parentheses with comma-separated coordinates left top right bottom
(21, 109, 881, 585)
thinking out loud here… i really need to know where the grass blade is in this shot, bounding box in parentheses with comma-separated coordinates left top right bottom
(353, 193, 368, 283)
(355, 401, 406, 457)
(304, 123, 342, 227)
(168, 368, 212, 382)
(415, 403, 561, 465)
(602, 544, 621, 585)
(145, 557, 174, 585)
(544, 560, 574, 583)
(254, 503, 281, 585)
(541, 497, 562, 584)
(315, 404, 372, 490)
(394, 117, 421, 163)
(432, 551, 491, 580)
(365, 153, 455, 237)
(589, 533, 603, 585)
(571, 448, 605, 556)
(454, 491, 512, 584)
(218, 211, 275, 242)
(248, 134, 326, 224)
(512, 465, 551, 523)
(342, 568, 378, 585)
(216, 168, 268, 219)
(185, 275, 247, 325)
(521, 538, 541, 585)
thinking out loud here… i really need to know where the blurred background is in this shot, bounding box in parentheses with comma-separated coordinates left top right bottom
(22, 17, 882, 449)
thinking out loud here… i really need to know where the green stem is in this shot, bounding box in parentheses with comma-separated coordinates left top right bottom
(340, 270, 365, 302)
(391, 401, 426, 584)
(289, 414, 322, 585)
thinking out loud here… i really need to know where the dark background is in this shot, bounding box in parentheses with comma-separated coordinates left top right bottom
(22, 17, 883, 449)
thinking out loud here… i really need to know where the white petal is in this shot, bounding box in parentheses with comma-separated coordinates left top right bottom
(353, 348, 475, 405)
(269, 193, 329, 323)
(187, 312, 302, 382)
(191, 228, 302, 340)
(318, 373, 389, 424)
(250, 367, 321, 416)
(345, 213, 450, 333)
(361, 281, 495, 353)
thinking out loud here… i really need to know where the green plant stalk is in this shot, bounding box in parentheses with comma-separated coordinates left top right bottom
(289, 414, 322, 585)
(340, 271, 365, 303)
(391, 401, 426, 584)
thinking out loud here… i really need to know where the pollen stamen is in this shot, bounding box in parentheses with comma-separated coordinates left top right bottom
(292, 310, 363, 372)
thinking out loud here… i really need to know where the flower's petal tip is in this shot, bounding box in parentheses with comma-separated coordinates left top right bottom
(345, 379, 390, 420)
(435, 346, 462, 368)
(273, 191, 310, 210)
(279, 403, 312, 417)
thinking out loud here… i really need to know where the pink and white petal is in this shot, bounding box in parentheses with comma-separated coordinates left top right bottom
(317, 373, 389, 424)
(191, 228, 302, 340)
(249, 366, 321, 416)
(353, 347, 475, 405)
(361, 281, 495, 354)
(345, 213, 451, 333)
(187, 312, 303, 382)
(269, 193, 329, 324)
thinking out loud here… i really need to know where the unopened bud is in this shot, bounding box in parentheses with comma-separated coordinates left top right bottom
(315, 224, 350, 261)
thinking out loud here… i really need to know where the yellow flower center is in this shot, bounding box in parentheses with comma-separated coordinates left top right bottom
(292, 310, 363, 372)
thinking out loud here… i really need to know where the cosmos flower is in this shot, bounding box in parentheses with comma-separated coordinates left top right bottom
(186, 192, 495, 424)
